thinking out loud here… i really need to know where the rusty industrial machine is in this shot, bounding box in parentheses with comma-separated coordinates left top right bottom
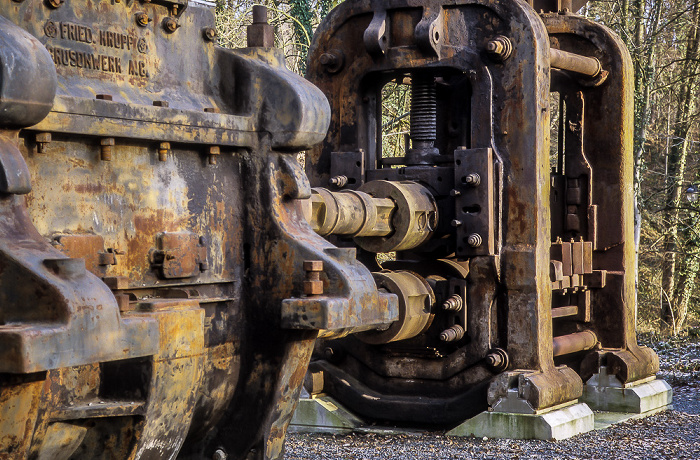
(302, 0, 666, 426)
(0, 1, 401, 459)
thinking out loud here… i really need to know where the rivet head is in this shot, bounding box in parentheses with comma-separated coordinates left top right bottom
(163, 17, 179, 33)
(203, 27, 217, 41)
(136, 12, 150, 27)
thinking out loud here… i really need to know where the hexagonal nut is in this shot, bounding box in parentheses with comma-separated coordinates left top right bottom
(36, 132, 52, 143)
(303, 279, 323, 295)
(303, 260, 323, 272)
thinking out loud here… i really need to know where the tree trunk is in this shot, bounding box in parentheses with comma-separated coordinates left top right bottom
(661, 0, 700, 332)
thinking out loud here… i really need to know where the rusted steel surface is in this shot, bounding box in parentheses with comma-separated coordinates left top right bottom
(0, 1, 395, 459)
(303, 0, 661, 426)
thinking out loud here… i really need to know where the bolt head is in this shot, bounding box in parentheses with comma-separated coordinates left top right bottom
(303, 260, 323, 272)
(213, 449, 227, 460)
(136, 12, 150, 26)
(467, 233, 482, 247)
(304, 280, 324, 296)
(36, 132, 52, 143)
(204, 27, 217, 41)
(163, 17, 179, 33)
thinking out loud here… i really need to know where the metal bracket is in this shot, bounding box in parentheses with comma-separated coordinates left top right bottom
(414, 6, 444, 56)
(453, 148, 495, 256)
(330, 150, 365, 190)
(363, 10, 388, 57)
(0, 135, 31, 194)
(149, 231, 208, 279)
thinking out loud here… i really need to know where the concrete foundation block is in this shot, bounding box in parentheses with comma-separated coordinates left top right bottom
(289, 396, 364, 434)
(446, 402, 595, 441)
(582, 368, 673, 414)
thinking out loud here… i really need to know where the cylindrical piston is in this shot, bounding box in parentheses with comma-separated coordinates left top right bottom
(552, 330, 598, 357)
(550, 48, 602, 78)
(303, 187, 394, 237)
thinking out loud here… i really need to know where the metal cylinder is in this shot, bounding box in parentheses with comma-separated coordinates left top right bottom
(304, 180, 438, 253)
(252, 5, 268, 23)
(303, 187, 394, 237)
(355, 180, 438, 253)
(358, 270, 434, 345)
(552, 330, 598, 357)
(550, 48, 602, 78)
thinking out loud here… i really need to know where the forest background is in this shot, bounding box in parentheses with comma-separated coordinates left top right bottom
(214, 0, 700, 335)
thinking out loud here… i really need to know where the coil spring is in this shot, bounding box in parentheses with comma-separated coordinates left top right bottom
(409, 74, 437, 143)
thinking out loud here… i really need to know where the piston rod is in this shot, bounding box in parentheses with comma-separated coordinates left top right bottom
(303, 187, 394, 237)
(303, 180, 438, 253)
(550, 48, 602, 78)
(552, 330, 598, 357)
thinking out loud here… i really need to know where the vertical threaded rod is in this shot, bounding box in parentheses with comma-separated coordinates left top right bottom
(409, 74, 437, 150)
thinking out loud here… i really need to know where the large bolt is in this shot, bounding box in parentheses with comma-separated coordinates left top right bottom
(319, 53, 338, 67)
(158, 142, 170, 162)
(252, 4, 267, 23)
(323, 346, 335, 360)
(303, 260, 324, 296)
(442, 294, 463, 311)
(136, 12, 150, 27)
(247, 5, 274, 48)
(486, 36, 513, 61)
(212, 449, 227, 460)
(328, 175, 348, 187)
(203, 27, 217, 42)
(163, 17, 179, 33)
(467, 233, 483, 248)
(208, 146, 220, 165)
(36, 132, 52, 154)
(319, 50, 345, 73)
(100, 138, 115, 161)
(439, 324, 465, 342)
(485, 348, 509, 372)
(462, 173, 481, 186)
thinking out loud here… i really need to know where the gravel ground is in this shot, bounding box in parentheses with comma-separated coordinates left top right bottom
(285, 337, 700, 460)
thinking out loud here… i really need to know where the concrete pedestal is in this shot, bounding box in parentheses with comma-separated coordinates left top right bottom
(446, 400, 594, 441)
(582, 367, 673, 414)
(289, 396, 364, 434)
